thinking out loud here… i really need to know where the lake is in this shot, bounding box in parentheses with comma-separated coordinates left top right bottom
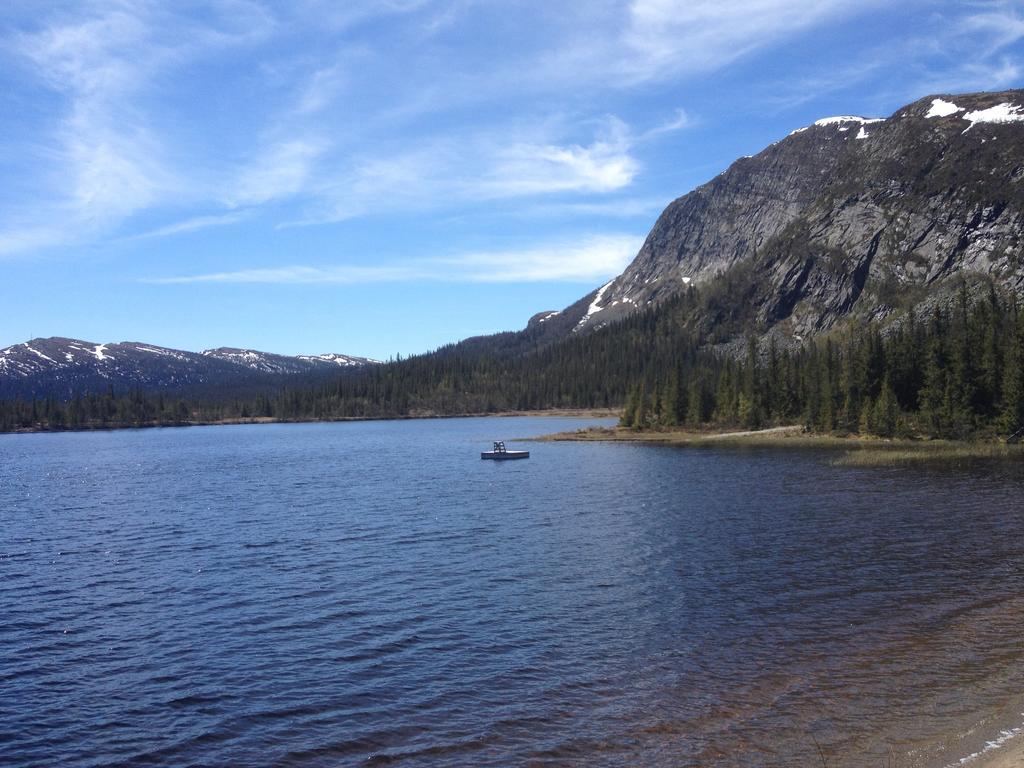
(2, 417, 1023, 767)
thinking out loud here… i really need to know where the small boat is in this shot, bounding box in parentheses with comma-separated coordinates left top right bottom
(481, 441, 530, 460)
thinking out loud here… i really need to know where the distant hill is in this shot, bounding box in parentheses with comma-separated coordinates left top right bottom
(0, 337, 378, 401)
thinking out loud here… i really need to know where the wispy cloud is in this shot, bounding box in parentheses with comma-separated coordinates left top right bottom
(297, 64, 348, 114)
(0, 226, 69, 257)
(482, 119, 638, 196)
(906, 1, 1024, 95)
(125, 211, 252, 241)
(577, 0, 889, 85)
(289, 0, 435, 32)
(13, 7, 178, 227)
(515, 197, 668, 218)
(0, 0, 274, 254)
(438, 234, 644, 281)
(2, 0, 1022, 263)
(289, 116, 641, 225)
(958, 1, 1024, 51)
(444, 2, 868, 104)
(141, 233, 644, 284)
(639, 108, 692, 140)
(228, 139, 327, 207)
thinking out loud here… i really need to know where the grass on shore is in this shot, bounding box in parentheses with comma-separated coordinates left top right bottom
(830, 441, 1023, 466)
(535, 425, 1024, 466)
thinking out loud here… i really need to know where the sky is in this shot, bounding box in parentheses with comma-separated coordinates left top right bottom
(1, 1, 1023, 359)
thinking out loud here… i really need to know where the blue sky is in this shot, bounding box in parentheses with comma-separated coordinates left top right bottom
(1, 1, 1023, 358)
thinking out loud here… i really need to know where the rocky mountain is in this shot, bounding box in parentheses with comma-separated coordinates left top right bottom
(0, 338, 378, 400)
(542, 89, 1024, 342)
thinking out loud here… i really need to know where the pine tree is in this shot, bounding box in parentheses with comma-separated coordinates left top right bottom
(872, 376, 898, 437)
(999, 318, 1024, 434)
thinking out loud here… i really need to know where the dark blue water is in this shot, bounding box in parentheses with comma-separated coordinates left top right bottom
(3, 417, 1024, 767)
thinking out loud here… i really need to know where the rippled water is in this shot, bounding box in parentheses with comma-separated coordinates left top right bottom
(3, 417, 1024, 767)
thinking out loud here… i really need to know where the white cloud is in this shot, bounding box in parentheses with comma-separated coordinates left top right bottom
(907, 3, 1024, 94)
(64, 105, 176, 225)
(958, 3, 1024, 51)
(228, 139, 327, 207)
(141, 233, 643, 284)
(19, 9, 145, 94)
(915, 56, 1023, 96)
(484, 121, 638, 196)
(125, 211, 251, 241)
(297, 65, 348, 113)
(640, 108, 692, 139)
(516, 197, 668, 218)
(0, 0, 273, 254)
(0, 227, 69, 257)
(499, 0, 883, 90)
(289, 0, 435, 32)
(618, 0, 881, 82)
(13, 7, 177, 227)
(2, 0, 1020, 263)
(439, 234, 644, 282)
(144, 264, 422, 285)
(292, 117, 641, 225)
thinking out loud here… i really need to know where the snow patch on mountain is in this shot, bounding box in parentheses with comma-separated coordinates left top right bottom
(961, 102, 1024, 131)
(574, 280, 614, 331)
(24, 344, 57, 364)
(790, 116, 884, 136)
(814, 116, 885, 127)
(297, 353, 380, 367)
(132, 345, 187, 360)
(925, 98, 962, 118)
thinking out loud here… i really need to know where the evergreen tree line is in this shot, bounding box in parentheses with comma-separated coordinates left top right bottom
(2, 282, 1023, 439)
(620, 284, 1024, 439)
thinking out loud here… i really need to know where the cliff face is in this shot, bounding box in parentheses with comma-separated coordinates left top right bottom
(569, 89, 1024, 339)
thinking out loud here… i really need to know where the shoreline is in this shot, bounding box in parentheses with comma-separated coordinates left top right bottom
(534, 424, 1024, 465)
(7, 411, 1022, 466)
(0, 408, 620, 436)
(963, 730, 1024, 768)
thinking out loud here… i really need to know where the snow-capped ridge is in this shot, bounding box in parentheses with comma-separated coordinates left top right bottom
(813, 115, 885, 127)
(0, 337, 379, 399)
(790, 115, 884, 136)
(202, 347, 378, 373)
(297, 352, 381, 366)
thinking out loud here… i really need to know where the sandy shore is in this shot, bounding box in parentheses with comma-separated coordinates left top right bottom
(962, 731, 1024, 768)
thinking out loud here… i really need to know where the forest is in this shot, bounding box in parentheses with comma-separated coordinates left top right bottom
(1, 280, 1023, 441)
